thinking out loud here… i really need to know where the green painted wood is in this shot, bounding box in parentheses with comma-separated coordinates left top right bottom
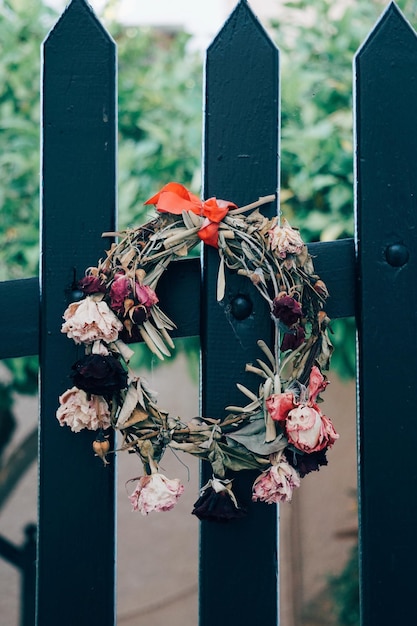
(201, 2, 280, 624)
(355, 3, 417, 624)
(0, 278, 39, 358)
(38, 1, 116, 624)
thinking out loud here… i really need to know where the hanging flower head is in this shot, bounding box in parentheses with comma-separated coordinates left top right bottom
(71, 354, 128, 397)
(266, 366, 338, 454)
(56, 387, 111, 433)
(192, 478, 246, 522)
(128, 473, 184, 515)
(268, 218, 304, 258)
(252, 458, 301, 504)
(61, 296, 123, 345)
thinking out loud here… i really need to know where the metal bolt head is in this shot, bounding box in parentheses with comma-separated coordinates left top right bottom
(69, 289, 84, 302)
(385, 243, 409, 267)
(230, 294, 253, 320)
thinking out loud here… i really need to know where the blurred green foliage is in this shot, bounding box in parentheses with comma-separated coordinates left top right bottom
(0, 0, 53, 281)
(112, 22, 202, 230)
(329, 543, 360, 626)
(274, 0, 417, 242)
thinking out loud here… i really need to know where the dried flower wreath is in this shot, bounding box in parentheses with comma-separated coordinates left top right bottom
(57, 182, 338, 522)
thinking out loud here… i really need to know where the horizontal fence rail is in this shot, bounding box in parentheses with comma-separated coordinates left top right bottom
(0, 238, 355, 360)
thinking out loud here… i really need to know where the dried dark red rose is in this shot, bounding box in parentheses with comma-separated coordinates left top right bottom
(120, 319, 143, 344)
(286, 449, 328, 478)
(71, 354, 128, 397)
(78, 275, 106, 295)
(192, 481, 246, 523)
(131, 304, 148, 325)
(272, 295, 302, 326)
(280, 325, 306, 352)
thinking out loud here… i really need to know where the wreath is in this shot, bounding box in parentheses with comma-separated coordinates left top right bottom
(56, 182, 338, 522)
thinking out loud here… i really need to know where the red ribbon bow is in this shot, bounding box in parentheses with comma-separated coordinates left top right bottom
(144, 182, 237, 248)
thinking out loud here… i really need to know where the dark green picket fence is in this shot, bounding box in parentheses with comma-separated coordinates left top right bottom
(0, 0, 416, 624)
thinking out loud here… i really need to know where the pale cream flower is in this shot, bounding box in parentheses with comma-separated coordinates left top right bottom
(56, 386, 111, 432)
(129, 473, 184, 515)
(61, 296, 123, 344)
(268, 218, 304, 258)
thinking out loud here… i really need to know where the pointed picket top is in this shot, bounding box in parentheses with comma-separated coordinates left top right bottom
(44, 0, 114, 48)
(204, 0, 279, 206)
(356, 1, 417, 61)
(208, 0, 277, 58)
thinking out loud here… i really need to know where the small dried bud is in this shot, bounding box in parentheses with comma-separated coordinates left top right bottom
(318, 311, 331, 328)
(123, 298, 135, 316)
(135, 269, 146, 285)
(93, 439, 110, 465)
(314, 280, 329, 298)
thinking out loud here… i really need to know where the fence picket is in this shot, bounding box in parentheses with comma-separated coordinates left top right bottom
(201, 2, 280, 624)
(38, 1, 116, 624)
(355, 3, 417, 624)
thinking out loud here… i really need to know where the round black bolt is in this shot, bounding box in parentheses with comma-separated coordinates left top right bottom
(230, 294, 253, 320)
(69, 289, 84, 302)
(385, 243, 409, 267)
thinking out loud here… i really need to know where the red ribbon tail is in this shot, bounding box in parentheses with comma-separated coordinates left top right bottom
(198, 220, 220, 248)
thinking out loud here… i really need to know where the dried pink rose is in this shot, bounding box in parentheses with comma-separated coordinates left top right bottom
(109, 274, 131, 312)
(252, 461, 301, 504)
(286, 404, 339, 453)
(56, 386, 111, 432)
(266, 366, 338, 454)
(136, 284, 158, 309)
(268, 218, 304, 258)
(129, 473, 184, 515)
(61, 296, 123, 344)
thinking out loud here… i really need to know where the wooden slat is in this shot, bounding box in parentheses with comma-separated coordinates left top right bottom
(355, 4, 417, 624)
(201, 3, 280, 624)
(0, 278, 39, 358)
(38, 1, 116, 624)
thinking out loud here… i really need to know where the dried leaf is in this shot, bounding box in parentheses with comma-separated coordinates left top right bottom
(174, 243, 189, 257)
(226, 415, 286, 456)
(139, 325, 164, 360)
(151, 305, 177, 330)
(119, 408, 150, 429)
(217, 255, 225, 302)
(142, 320, 171, 357)
(111, 339, 135, 363)
(120, 247, 136, 268)
(245, 363, 268, 379)
(236, 383, 259, 403)
(217, 441, 265, 471)
(117, 383, 141, 427)
(257, 339, 276, 369)
(256, 358, 275, 379)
